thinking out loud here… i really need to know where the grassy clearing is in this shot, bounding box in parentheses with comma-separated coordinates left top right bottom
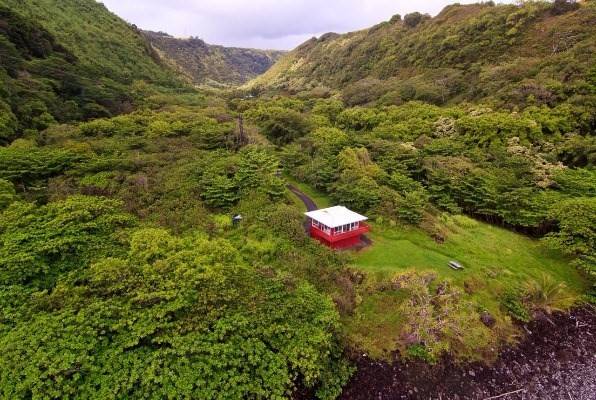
(344, 215, 587, 360)
(284, 179, 587, 361)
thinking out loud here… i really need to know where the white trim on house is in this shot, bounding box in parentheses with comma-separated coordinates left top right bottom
(305, 206, 368, 229)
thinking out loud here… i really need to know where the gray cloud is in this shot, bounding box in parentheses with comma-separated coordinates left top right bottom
(99, 0, 514, 50)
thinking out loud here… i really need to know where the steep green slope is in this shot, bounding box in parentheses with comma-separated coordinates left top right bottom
(0, 0, 181, 143)
(144, 31, 285, 87)
(1, 0, 172, 83)
(249, 1, 596, 109)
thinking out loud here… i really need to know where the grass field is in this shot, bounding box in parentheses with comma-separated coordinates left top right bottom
(354, 217, 585, 293)
(345, 217, 587, 359)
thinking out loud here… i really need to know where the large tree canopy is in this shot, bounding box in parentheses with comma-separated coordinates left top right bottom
(0, 224, 350, 400)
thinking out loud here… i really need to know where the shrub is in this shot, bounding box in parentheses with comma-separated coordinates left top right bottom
(0, 179, 16, 209)
(337, 107, 383, 131)
(403, 12, 430, 28)
(79, 118, 116, 136)
(0, 100, 17, 143)
(254, 107, 311, 145)
(342, 78, 387, 106)
(523, 274, 575, 314)
(406, 344, 436, 363)
(391, 271, 496, 361)
(390, 14, 402, 23)
(146, 119, 172, 137)
(501, 289, 531, 323)
(551, 0, 580, 15)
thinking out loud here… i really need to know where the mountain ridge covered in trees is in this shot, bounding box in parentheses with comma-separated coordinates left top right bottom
(0, 0, 184, 144)
(249, 0, 595, 112)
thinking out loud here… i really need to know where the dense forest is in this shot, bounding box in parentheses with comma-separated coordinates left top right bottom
(144, 31, 285, 87)
(0, 0, 594, 399)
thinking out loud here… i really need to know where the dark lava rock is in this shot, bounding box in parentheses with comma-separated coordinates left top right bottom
(481, 311, 497, 328)
(336, 307, 596, 400)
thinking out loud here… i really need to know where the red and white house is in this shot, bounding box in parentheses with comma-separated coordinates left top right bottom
(305, 206, 369, 249)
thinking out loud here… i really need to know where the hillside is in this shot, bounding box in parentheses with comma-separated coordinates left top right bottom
(249, 1, 596, 109)
(0, 0, 181, 144)
(0, 1, 594, 399)
(144, 31, 285, 87)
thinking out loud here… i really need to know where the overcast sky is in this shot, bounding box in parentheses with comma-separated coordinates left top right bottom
(99, 0, 513, 50)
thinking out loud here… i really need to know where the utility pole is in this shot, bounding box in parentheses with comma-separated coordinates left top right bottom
(236, 114, 247, 149)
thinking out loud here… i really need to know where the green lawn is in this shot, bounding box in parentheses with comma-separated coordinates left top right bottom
(353, 217, 585, 294)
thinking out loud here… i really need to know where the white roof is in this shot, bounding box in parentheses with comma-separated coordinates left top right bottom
(305, 206, 368, 228)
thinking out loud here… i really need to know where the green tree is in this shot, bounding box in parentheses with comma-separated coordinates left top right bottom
(545, 197, 595, 260)
(0, 147, 82, 187)
(403, 12, 430, 28)
(147, 119, 172, 137)
(200, 172, 239, 208)
(0, 196, 135, 286)
(337, 107, 382, 131)
(310, 127, 349, 154)
(236, 147, 285, 198)
(0, 179, 15, 209)
(0, 100, 17, 143)
(256, 107, 311, 145)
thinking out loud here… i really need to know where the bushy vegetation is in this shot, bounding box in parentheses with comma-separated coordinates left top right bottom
(0, 0, 594, 398)
(0, 213, 351, 399)
(235, 90, 593, 360)
(0, 99, 358, 398)
(229, 86, 593, 363)
(262, 98, 593, 238)
(0, 0, 182, 143)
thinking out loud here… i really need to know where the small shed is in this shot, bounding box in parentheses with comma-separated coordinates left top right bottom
(305, 206, 369, 249)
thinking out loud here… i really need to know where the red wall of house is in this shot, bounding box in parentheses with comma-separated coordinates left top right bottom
(309, 226, 367, 249)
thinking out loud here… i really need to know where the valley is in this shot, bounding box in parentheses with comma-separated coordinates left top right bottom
(144, 30, 284, 87)
(0, 1, 594, 399)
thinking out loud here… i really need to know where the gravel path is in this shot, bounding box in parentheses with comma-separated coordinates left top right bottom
(287, 184, 318, 211)
(338, 307, 596, 400)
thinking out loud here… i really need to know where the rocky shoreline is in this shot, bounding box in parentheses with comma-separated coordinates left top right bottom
(338, 307, 596, 400)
